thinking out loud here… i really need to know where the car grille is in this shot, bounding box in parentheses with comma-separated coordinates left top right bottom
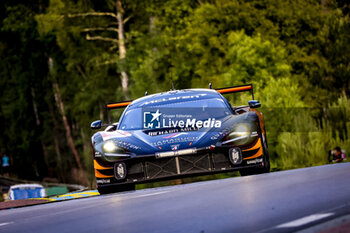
(178, 154, 211, 174)
(125, 151, 232, 182)
(212, 153, 233, 170)
(145, 157, 178, 179)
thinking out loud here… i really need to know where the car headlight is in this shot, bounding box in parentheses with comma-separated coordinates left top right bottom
(221, 123, 257, 145)
(228, 124, 250, 137)
(101, 140, 131, 162)
(102, 141, 119, 153)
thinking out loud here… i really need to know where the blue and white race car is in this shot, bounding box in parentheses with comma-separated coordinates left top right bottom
(91, 84, 269, 194)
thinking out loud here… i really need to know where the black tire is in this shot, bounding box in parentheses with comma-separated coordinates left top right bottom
(98, 183, 135, 195)
(260, 138, 270, 173)
(240, 138, 270, 176)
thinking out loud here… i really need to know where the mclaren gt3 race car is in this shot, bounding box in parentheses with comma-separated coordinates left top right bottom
(91, 84, 269, 194)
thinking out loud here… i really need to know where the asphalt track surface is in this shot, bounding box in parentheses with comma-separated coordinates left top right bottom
(1, 163, 350, 233)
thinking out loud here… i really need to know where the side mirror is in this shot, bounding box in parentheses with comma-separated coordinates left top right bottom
(248, 100, 261, 108)
(91, 120, 102, 129)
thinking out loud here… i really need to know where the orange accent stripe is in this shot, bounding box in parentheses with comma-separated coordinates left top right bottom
(243, 147, 263, 160)
(250, 109, 266, 140)
(107, 102, 131, 109)
(95, 169, 113, 178)
(94, 160, 113, 170)
(217, 85, 252, 94)
(243, 138, 262, 152)
(242, 138, 263, 160)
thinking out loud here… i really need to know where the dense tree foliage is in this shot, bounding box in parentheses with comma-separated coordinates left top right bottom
(0, 0, 349, 184)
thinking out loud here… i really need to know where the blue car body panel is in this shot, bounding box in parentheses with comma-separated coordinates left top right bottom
(91, 87, 268, 189)
(93, 89, 257, 155)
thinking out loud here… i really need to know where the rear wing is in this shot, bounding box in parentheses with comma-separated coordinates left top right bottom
(106, 100, 132, 123)
(216, 84, 254, 100)
(106, 101, 132, 110)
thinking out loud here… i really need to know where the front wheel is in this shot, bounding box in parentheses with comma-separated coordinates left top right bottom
(98, 183, 135, 195)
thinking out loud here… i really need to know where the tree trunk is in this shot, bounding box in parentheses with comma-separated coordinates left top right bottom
(31, 87, 52, 177)
(48, 103, 64, 182)
(99, 102, 104, 121)
(116, 0, 129, 99)
(49, 57, 83, 170)
(52, 81, 83, 170)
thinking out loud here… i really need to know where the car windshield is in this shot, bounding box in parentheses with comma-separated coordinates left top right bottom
(118, 98, 231, 130)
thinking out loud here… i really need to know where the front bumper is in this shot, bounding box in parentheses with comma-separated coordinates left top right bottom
(94, 138, 265, 186)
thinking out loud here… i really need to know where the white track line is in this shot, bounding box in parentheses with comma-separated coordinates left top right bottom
(276, 213, 334, 228)
(131, 191, 169, 198)
(0, 222, 14, 227)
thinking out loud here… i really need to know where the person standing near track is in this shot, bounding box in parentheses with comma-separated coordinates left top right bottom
(329, 146, 346, 163)
(1, 154, 10, 176)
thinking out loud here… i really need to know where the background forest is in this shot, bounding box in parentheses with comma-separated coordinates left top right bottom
(0, 0, 349, 186)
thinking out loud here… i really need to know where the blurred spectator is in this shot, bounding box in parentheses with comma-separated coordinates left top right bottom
(329, 147, 346, 163)
(1, 154, 10, 176)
